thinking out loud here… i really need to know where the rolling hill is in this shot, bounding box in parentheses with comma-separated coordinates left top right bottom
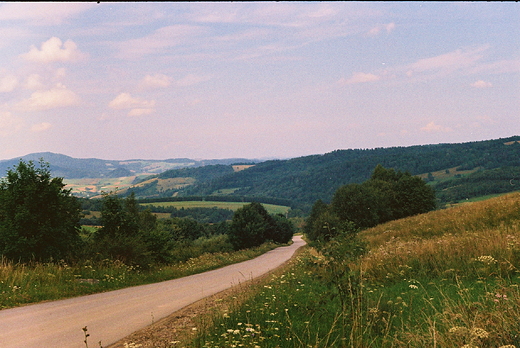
(124, 136, 520, 211)
(0, 153, 256, 179)
(0, 153, 257, 198)
(3, 137, 519, 209)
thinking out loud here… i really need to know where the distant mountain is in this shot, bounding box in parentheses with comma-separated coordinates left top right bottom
(0, 152, 257, 179)
(122, 136, 520, 211)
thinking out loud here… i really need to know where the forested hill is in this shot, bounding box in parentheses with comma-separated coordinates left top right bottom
(174, 136, 520, 210)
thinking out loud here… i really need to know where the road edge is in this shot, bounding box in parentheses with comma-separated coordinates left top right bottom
(106, 243, 307, 348)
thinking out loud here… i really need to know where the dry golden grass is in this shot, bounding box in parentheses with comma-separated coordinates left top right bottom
(360, 192, 520, 248)
(357, 192, 520, 281)
(232, 165, 255, 172)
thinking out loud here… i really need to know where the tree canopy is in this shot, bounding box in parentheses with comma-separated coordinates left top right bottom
(228, 202, 294, 250)
(0, 160, 82, 261)
(306, 165, 436, 242)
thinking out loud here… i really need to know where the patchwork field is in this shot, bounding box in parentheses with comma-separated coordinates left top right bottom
(64, 176, 145, 198)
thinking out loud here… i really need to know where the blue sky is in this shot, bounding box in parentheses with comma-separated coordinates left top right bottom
(0, 2, 518, 160)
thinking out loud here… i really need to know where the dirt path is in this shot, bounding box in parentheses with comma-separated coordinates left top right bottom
(0, 236, 305, 348)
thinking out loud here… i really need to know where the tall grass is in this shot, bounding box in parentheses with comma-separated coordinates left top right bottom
(183, 192, 520, 348)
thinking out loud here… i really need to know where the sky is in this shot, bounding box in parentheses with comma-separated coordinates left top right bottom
(0, 2, 518, 161)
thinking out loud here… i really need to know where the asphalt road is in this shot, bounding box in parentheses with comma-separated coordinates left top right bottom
(0, 236, 305, 348)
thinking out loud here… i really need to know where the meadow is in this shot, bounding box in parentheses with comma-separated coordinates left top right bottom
(183, 192, 520, 348)
(140, 201, 291, 215)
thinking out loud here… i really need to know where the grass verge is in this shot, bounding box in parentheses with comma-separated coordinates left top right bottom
(0, 242, 279, 309)
(181, 192, 520, 348)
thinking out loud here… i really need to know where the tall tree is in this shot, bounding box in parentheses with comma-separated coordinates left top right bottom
(95, 192, 150, 265)
(0, 160, 82, 261)
(228, 202, 294, 250)
(331, 183, 380, 229)
(368, 165, 436, 220)
(228, 202, 271, 250)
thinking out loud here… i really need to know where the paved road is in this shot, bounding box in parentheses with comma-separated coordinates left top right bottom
(0, 236, 305, 348)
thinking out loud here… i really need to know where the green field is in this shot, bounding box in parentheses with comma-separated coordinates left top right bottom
(140, 201, 290, 215)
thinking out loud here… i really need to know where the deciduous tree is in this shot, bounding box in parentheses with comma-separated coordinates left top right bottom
(0, 160, 82, 261)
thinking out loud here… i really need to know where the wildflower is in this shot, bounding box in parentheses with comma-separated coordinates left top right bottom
(495, 293, 508, 301)
(409, 284, 418, 289)
(470, 327, 489, 339)
(449, 326, 469, 335)
(476, 255, 497, 265)
(123, 344, 142, 348)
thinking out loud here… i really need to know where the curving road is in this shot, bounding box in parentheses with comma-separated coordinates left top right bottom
(0, 236, 305, 348)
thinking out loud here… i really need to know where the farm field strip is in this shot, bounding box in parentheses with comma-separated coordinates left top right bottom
(140, 201, 290, 214)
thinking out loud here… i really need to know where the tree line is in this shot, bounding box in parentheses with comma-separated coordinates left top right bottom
(0, 160, 294, 265)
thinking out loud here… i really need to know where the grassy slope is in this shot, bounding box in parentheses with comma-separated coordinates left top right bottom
(186, 192, 520, 348)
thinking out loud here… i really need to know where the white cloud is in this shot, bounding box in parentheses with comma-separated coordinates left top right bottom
(31, 122, 52, 132)
(471, 80, 493, 88)
(0, 111, 23, 136)
(54, 68, 67, 79)
(0, 75, 18, 92)
(128, 108, 155, 117)
(472, 58, 520, 75)
(420, 121, 453, 133)
(108, 93, 155, 109)
(22, 37, 84, 63)
(141, 74, 171, 89)
(339, 72, 380, 85)
(117, 25, 208, 58)
(108, 93, 156, 116)
(366, 22, 395, 36)
(15, 84, 81, 111)
(24, 74, 45, 90)
(410, 46, 488, 73)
